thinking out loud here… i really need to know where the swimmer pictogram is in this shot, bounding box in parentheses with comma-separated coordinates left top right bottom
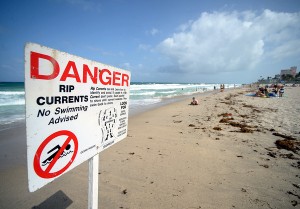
(98, 107, 117, 144)
(34, 130, 78, 179)
(42, 144, 73, 166)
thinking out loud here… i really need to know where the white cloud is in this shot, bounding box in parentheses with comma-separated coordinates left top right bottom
(138, 44, 152, 51)
(158, 10, 300, 74)
(120, 62, 131, 70)
(86, 45, 108, 55)
(150, 28, 159, 35)
(146, 28, 159, 36)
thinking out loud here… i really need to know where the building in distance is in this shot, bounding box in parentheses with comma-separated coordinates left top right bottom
(280, 66, 297, 78)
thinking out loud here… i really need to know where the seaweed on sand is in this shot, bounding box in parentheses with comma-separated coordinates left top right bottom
(213, 127, 222, 131)
(239, 127, 253, 133)
(218, 113, 233, 117)
(275, 139, 300, 153)
(273, 132, 300, 153)
(219, 118, 234, 123)
(227, 121, 254, 133)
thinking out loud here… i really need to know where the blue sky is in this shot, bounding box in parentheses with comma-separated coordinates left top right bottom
(0, 0, 299, 83)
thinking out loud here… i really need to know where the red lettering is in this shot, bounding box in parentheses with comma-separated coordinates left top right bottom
(30, 51, 130, 86)
(113, 71, 121, 86)
(122, 73, 129, 86)
(60, 61, 81, 82)
(30, 52, 60, 80)
(83, 64, 98, 84)
(99, 69, 111, 85)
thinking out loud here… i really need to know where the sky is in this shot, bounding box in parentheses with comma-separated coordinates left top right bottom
(0, 0, 300, 84)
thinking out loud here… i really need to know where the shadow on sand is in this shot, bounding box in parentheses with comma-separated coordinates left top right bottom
(31, 190, 73, 209)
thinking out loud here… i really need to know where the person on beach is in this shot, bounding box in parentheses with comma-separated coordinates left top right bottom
(220, 84, 224, 92)
(264, 86, 269, 97)
(190, 97, 199, 105)
(254, 86, 266, 97)
(279, 86, 284, 97)
(255, 89, 265, 97)
(272, 87, 278, 96)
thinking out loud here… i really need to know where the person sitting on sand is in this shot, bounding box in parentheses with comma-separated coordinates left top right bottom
(258, 87, 264, 93)
(255, 88, 265, 97)
(272, 88, 278, 96)
(255, 91, 264, 97)
(190, 97, 199, 105)
(264, 87, 269, 97)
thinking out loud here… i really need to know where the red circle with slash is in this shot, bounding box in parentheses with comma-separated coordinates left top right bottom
(34, 130, 78, 179)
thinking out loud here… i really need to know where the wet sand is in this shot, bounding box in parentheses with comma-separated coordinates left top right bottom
(0, 87, 299, 209)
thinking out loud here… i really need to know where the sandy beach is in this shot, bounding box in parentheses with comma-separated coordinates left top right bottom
(0, 87, 299, 209)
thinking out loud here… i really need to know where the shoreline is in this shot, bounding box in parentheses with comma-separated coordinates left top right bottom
(129, 88, 223, 117)
(0, 87, 230, 132)
(1, 87, 299, 209)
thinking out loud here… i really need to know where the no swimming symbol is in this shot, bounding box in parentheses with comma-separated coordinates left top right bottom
(34, 130, 78, 179)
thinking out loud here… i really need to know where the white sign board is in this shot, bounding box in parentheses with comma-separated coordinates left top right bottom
(25, 43, 131, 192)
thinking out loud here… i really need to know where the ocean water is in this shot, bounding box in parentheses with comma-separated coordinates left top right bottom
(0, 82, 240, 130)
(0, 82, 25, 130)
(130, 83, 236, 106)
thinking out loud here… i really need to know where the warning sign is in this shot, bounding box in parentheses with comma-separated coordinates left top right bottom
(25, 43, 131, 192)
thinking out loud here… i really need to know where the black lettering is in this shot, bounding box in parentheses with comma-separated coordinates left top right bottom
(46, 96, 53, 105)
(62, 96, 68, 103)
(55, 96, 61, 104)
(37, 109, 50, 117)
(36, 97, 45, 105)
(54, 107, 60, 115)
(48, 118, 54, 125)
(59, 85, 66, 92)
(69, 96, 74, 103)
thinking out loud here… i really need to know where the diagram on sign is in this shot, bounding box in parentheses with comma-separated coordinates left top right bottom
(98, 107, 117, 145)
(34, 130, 78, 179)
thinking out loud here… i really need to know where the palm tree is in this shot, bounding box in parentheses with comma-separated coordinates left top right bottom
(281, 74, 294, 81)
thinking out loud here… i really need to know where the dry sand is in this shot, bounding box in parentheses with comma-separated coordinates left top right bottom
(0, 87, 299, 209)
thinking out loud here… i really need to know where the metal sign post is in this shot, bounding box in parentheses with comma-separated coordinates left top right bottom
(88, 154, 99, 209)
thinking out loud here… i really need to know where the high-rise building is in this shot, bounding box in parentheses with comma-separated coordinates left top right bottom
(280, 66, 297, 78)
